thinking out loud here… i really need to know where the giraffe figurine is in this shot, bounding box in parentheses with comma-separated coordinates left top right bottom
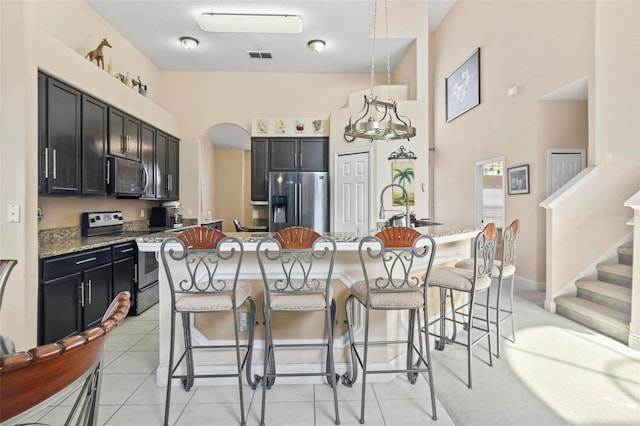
(85, 38, 112, 69)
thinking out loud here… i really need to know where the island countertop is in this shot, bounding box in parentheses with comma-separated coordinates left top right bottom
(136, 221, 481, 251)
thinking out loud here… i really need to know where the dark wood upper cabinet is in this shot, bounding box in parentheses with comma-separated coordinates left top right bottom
(140, 124, 156, 199)
(44, 77, 82, 195)
(251, 138, 269, 201)
(269, 138, 298, 171)
(37, 72, 179, 200)
(108, 108, 141, 162)
(81, 95, 108, 195)
(167, 136, 180, 200)
(268, 137, 328, 172)
(298, 138, 328, 171)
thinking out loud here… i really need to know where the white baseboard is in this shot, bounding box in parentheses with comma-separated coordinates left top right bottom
(629, 332, 640, 351)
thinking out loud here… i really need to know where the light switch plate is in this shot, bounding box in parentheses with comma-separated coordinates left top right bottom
(7, 204, 20, 223)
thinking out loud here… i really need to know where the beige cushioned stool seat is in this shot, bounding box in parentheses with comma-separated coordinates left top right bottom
(351, 279, 424, 309)
(429, 267, 492, 292)
(175, 281, 252, 312)
(269, 283, 333, 311)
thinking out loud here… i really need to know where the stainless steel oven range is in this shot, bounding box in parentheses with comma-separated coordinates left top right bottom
(81, 211, 159, 315)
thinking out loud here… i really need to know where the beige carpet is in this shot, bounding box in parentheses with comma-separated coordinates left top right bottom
(428, 286, 640, 425)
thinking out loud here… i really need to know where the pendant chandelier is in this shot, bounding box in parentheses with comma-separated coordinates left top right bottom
(344, 0, 416, 142)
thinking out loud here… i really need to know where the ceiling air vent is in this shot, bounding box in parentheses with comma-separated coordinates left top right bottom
(248, 51, 272, 59)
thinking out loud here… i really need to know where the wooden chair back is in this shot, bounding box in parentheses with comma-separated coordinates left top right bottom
(273, 226, 320, 249)
(177, 226, 226, 249)
(0, 292, 130, 423)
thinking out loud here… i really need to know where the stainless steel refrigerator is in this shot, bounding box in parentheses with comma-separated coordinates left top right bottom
(268, 171, 329, 233)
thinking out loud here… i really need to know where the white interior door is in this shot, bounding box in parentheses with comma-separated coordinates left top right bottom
(335, 151, 370, 234)
(475, 157, 505, 228)
(548, 149, 586, 195)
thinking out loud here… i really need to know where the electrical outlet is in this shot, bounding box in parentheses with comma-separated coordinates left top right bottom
(140, 208, 145, 218)
(237, 312, 249, 332)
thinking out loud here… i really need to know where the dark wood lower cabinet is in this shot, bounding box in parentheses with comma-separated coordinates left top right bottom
(39, 246, 114, 344)
(81, 263, 112, 329)
(41, 272, 82, 344)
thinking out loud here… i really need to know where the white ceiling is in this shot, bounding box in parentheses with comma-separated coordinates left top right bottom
(85, 0, 455, 149)
(85, 0, 455, 74)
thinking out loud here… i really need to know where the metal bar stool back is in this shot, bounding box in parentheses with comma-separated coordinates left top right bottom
(160, 227, 258, 426)
(492, 219, 520, 357)
(428, 222, 497, 388)
(256, 226, 339, 426)
(452, 219, 520, 357)
(342, 227, 438, 423)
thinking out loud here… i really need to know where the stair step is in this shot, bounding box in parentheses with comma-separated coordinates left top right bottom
(575, 279, 631, 314)
(596, 262, 632, 288)
(556, 296, 630, 343)
(618, 245, 633, 266)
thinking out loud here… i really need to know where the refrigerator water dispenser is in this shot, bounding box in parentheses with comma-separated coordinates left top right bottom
(272, 196, 287, 223)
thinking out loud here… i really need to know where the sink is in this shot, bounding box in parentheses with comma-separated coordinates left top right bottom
(412, 220, 443, 227)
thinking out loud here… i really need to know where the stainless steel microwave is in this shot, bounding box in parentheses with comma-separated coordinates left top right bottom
(106, 156, 147, 197)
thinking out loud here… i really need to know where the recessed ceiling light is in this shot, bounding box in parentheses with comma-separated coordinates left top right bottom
(180, 36, 199, 50)
(196, 13, 303, 34)
(308, 39, 326, 53)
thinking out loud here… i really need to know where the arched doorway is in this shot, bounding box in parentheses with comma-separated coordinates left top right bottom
(200, 123, 251, 233)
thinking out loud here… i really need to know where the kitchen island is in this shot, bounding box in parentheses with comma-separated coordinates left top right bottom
(136, 223, 480, 386)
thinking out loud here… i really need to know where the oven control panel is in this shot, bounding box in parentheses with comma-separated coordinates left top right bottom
(84, 211, 124, 228)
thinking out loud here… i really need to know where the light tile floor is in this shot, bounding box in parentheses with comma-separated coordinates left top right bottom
(28, 304, 454, 426)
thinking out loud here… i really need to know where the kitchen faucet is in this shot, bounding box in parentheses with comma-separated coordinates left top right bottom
(379, 184, 410, 227)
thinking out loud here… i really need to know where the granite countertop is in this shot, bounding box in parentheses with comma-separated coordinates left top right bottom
(136, 222, 481, 244)
(40, 221, 481, 258)
(39, 234, 143, 258)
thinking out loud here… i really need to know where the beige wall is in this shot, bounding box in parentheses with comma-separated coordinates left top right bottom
(213, 148, 245, 233)
(431, 0, 594, 284)
(0, 1, 39, 350)
(159, 71, 377, 222)
(38, 198, 159, 229)
(545, 0, 639, 308)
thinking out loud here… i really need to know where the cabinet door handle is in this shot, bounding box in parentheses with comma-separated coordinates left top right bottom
(44, 147, 49, 178)
(121, 135, 126, 154)
(126, 135, 130, 152)
(80, 282, 85, 308)
(75, 257, 97, 265)
(87, 279, 92, 304)
(121, 248, 134, 253)
(52, 149, 57, 179)
(134, 264, 138, 283)
(106, 160, 110, 184)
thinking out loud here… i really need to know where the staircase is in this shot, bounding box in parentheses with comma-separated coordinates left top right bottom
(555, 245, 632, 343)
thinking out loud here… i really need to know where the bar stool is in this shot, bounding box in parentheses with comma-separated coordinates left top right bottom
(455, 219, 520, 357)
(427, 222, 497, 389)
(256, 226, 339, 426)
(342, 227, 438, 423)
(160, 227, 258, 426)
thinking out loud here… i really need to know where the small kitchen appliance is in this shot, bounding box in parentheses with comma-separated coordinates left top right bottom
(149, 202, 183, 231)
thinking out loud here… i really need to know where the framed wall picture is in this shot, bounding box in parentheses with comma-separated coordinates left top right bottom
(391, 162, 415, 206)
(446, 48, 480, 122)
(507, 164, 530, 195)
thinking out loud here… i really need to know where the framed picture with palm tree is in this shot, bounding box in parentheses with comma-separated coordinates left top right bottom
(392, 162, 415, 206)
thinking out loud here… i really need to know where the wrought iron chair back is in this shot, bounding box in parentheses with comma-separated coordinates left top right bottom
(358, 227, 436, 305)
(257, 228, 337, 309)
(161, 235, 244, 303)
(471, 222, 498, 282)
(501, 219, 520, 270)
